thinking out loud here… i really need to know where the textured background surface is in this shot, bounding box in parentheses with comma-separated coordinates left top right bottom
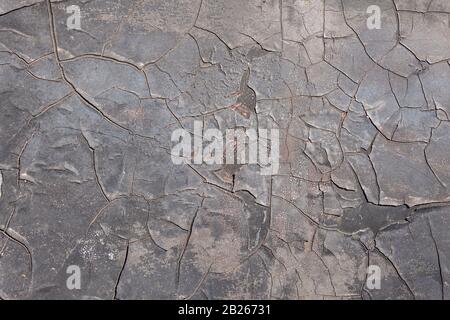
(1, 0, 450, 300)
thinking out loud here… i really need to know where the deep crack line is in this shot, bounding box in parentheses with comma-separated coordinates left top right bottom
(427, 216, 445, 300)
(113, 242, 130, 300)
(79, 130, 110, 202)
(176, 198, 204, 286)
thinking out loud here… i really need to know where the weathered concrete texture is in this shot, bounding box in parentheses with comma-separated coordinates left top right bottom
(1, 0, 450, 300)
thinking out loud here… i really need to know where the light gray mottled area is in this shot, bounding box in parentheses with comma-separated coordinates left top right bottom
(0, 0, 450, 300)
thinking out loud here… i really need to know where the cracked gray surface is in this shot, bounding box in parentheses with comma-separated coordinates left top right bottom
(1, 0, 450, 300)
